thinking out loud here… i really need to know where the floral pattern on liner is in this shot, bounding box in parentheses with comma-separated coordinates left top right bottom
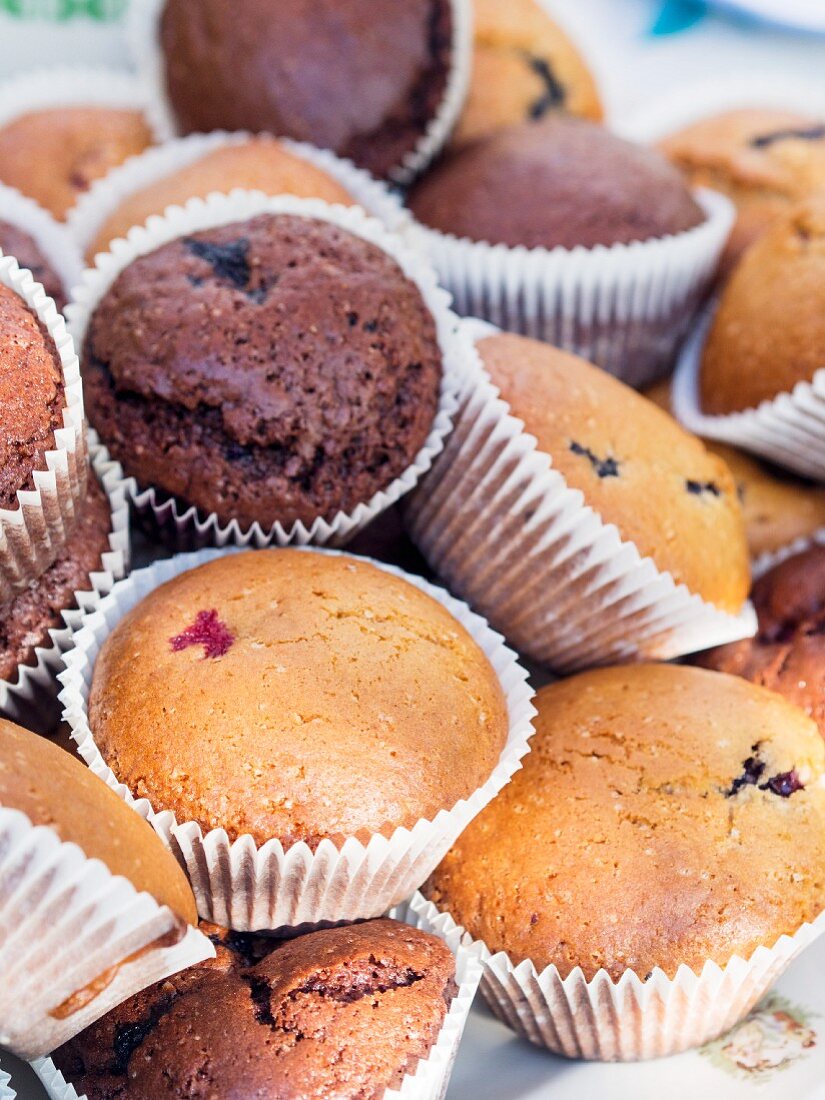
(700, 995, 817, 1081)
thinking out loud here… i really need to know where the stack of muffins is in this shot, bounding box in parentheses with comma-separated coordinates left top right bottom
(0, 0, 824, 1096)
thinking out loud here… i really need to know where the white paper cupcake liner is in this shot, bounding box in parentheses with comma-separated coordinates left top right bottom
(404, 318, 756, 673)
(752, 527, 825, 580)
(58, 546, 535, 931)
(422, 899, 825, 1061)
(128, 0, 472, 186)
(0, 184, 83, 301)
(672, 304, 825, 482)
(0, 65, 154, 134)
(0, 254, 87, 603)
(66, 130, 411, 262)
(0, 1065, 13, 1099)
(0, 805, 214, 1060)
(66, 189, 464, 550)
(0, 431, 130, 736)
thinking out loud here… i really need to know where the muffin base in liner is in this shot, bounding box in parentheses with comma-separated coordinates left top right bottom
(58, 546, 535, 931)
(66, 189, 463, 551)
(66, 129, 410, 262)
(0, 805, 214, 1061)
(0, 255, 87, 603)
(0, 431, 130, 735)
(422, 900, 825, 1061)
(404, 188, 734, 389)
(0, 183, 83, 299)
(404, 318, 756, 673)
(31, 892, 483, 1100)
(128, 0, 472, 186)
(672, 305, 825, 482)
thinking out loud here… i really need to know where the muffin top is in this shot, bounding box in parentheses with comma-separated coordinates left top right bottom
(83, 212, 443, 530)
(160, 0, 454, 180)
(425, 664, 825, 980)
(89, 550, 509, 847)
(478, 332, 750, 612)
(695, 545, 825, 739)
(450, 0, 601, 151)
(408, 116, 704, 249)
(0, 718, 196, 925)
(0, 283, 65, 510)
(53, 917, 456, 1100)
(0, 220, 66, 308)
(0, 107, 152, 220)
(85, 137, 356, 261)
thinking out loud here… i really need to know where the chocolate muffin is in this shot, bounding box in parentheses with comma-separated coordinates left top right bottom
(159, 0, 455, 180)
(0, 220, 66, 308)
(0, 283, 65, 510)
(408, 116, 705, 249)
(426, 664, 825, 980)
(53, 917, 456, 1100)
(0, 476, 112, 683)
(83, 212, 443, 531)
(695, 545, 825, 739)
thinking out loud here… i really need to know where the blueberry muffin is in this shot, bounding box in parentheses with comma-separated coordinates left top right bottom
(0, 220, 66, 308)
(425, 664, 825, 979)
(159, 0, 456, 180)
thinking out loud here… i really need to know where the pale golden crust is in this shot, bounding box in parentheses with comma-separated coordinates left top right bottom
(0, 107, 153, 221)
(86, 136, 357, 261)
(451, 0, 602, 151)
(700, 199, 825, 414)
(425, 664, 825, 980)
(0, 718, 197, 925)
(478, 333, 750, 612)
(89, 550, 509, 847)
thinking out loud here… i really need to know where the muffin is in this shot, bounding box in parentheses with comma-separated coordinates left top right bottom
(87, 549, 509, 847)
(158, 0, 458, 180)
(0, 106, 152, 220)
(52, 917, 457, 1100)
(695, 545, 825, 739)
(83, 136, 358, 261)
(425, 664, 825, 980)
(700, 198, 825, 415)
(408, 116, 705, 249)
(0, 220, 66, 307)
(450, 0, 601, 151)
(659, 108, 825, 270)
(81, 210, 444, 532)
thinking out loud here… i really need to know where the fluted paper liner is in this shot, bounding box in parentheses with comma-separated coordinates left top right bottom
(0, 1065, 13, 1099)
(421, 900, 825, 1061)
(66, 189, 463, 551)
(128, 0, 472, 185)
(672, 304, 825, 481)
(58, 547, 536, 930)
(0, 806, 214, 1060)
(0, 183, 82, 297)
(0, 432, 130, 734)
(0, 255, 87, 602)
(31, 892, 483, 1100)
(404, 318, 756, 673)
(405, 188, 734, 388)
(752, 527, 825, 581)
(66, 130, 411, 262)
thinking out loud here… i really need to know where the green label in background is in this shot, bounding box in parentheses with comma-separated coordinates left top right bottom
(0, 0, 126, 19)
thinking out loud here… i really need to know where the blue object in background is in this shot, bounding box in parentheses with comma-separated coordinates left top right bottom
(651, 0, 708, 34)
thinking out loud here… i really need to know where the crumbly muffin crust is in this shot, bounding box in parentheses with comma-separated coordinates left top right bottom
(0, 220, 66, 308)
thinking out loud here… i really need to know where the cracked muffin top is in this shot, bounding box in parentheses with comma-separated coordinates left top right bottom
(0, 220, 66, 308)
(425, 664, 825, 980)
(52, 917, 457, 1100)
(0, 283, 65, 511)
(82, 212, 443, 531)
(88, 549, 509, 846)
(477, 332, 750, 612)
(700, 197, 825, 415)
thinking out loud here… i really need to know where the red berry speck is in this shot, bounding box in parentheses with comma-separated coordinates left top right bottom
(170, 609, 234, 659)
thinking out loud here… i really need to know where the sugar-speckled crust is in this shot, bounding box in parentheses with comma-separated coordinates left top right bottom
(86, 137, 356, 261)
(425, 664, 825, 981)
(89, 550, 509, 847)
(83, 213, 443, 530)
(160, 0, 454, 181)
(0, 221, 66, 308)
(695, 546, 825, 740)
(700, 198, 825, 415)
(0, 284, 65, 510)
(659, 108, 825, 272)
(0, 107, 152, 221)
(450, 0, 601, 151)
(478, 333, 750, 612)
(407, 116, 704, 249)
